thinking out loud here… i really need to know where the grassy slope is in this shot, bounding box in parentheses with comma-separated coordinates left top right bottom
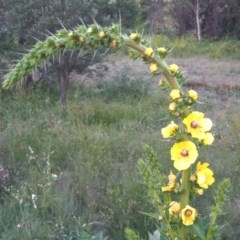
(0, 37, 240, 239)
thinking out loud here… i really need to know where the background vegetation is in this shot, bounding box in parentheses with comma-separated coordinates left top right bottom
(0, 0, 240, 239)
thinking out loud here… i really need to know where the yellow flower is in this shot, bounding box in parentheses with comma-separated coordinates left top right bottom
(196, 162, 215, 189)
(130, 33, 139, 41)
(161, 121, 179, 138)
(169, 64, 179, 74)
(149, 63, 158, 73)
(162, 171, 176, 192)
(202, 132, 214, 145)
(144, 48, 154, 57)
(169, 201, 180, 215)
(188, 90, 198, 101)
(157, 47, 167, 54)
(170, 141, 198, 171)
(183, 111, 213, 140)
(98, 31, 105, 38)
(170, 89, 181, 100)
(169, 102, 176, 111)
(181, 205, 197, 226)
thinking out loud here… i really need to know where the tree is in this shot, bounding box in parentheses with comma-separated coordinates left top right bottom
(0, 0, 142, 104)
(139, 0, 240, 39)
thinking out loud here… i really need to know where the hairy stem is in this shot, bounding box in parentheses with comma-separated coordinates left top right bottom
(124, 38, 180, 90)
(180, 168, 191, 209)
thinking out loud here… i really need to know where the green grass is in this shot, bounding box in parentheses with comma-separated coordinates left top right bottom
(0, 54, 240, 239)
(152, 34, 240, 59)
(0, 77, 170, 239)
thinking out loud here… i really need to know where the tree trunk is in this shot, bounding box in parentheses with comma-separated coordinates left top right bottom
(58, 68, 69, 106)
(195, 0, 201, 41)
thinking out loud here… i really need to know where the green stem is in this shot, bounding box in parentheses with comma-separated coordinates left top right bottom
(180, 167, 191, 209)
(123, 38, 181, 90)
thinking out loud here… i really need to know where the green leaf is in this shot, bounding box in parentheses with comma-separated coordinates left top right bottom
(125, 228, 141, 240)
(138, 211, 160, 220)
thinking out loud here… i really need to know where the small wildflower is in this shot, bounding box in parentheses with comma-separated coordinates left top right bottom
(202, 132, 214, 145)
(144, 48, 154, 57)
(162, 171, 177, 192)
(188, 90, 198, 101)
(196, 162, 215, 189)
(149, 63, 158, 73)
(170, 141, 198, 171)
(169, 201, 180, 215)
(170, 89, 181, 100)
(181, 205, 197, 226)
(169, 64, 179, 74)
(161, 121, 179, 138)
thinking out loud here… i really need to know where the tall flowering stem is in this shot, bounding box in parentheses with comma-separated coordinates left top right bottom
(180, 167, 191, 209)
(123, 38, 180, 90)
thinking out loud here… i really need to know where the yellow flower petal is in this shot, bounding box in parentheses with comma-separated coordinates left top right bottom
(196, 162, 215, 189)
(169, 201, 180, 215)
(202, 132, 214, 145)
(201, 118, 213, 132)
(195, 188, 204, 195)
(161, 121, 179, 138)
(162, 171, 176, 192)
(162, 186, 173, 192)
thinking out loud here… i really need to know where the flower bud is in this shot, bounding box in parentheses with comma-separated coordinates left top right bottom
(169, 64, 179, 74)
(98, 31, 105, 38)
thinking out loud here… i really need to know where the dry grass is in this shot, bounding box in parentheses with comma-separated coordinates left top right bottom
(1, 51, 240, 239)
(76, 52, 240, 213)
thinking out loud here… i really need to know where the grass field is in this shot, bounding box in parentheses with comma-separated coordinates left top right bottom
(0, 37, 240, 239)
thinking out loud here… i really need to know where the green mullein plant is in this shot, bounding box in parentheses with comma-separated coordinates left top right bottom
(2, 24, 229, 240)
